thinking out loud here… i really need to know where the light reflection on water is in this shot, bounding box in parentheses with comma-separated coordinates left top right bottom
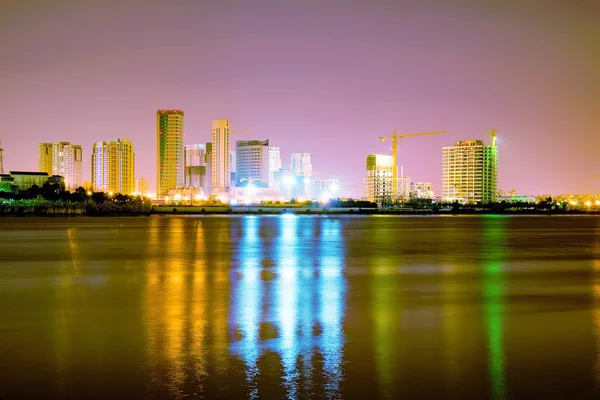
(230, 216, 346, 399)
(1, 216, 600, 399)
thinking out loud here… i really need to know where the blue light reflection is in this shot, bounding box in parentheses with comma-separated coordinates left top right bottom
(230, 216, 346, 399)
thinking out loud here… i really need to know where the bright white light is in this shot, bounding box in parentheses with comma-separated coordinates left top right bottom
(108, 191, 113, 196)
(230, 199, 238, 205)
(330, 183, 339, 192)
(297, 197, 304, 202)
(174, 194, 181, 201)
(569, 200, 577, 206)
(165, 196, 170, 201)
(320, 192, 331, 203)
(284, 176, 295, 186)
(86, 191, 92, 196)
(195, 194, 202, 201)
(585, 201, 592, 207)
(596, 200, 600, 206)
(303, 177, 310, 184)
(183, 196, 190, 201)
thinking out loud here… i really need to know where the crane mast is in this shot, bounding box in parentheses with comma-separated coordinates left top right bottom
(379, 129, 446, 202)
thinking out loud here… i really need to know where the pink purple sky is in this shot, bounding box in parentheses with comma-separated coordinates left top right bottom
(1, 0, 599, 196)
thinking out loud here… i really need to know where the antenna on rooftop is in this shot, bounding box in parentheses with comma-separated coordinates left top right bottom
(0, 140, 4, 174)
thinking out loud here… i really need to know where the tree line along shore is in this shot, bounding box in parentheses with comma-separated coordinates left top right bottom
(0, 184, 597, 216)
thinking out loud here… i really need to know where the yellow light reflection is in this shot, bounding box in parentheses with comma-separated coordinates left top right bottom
(145, 217, 187, 396)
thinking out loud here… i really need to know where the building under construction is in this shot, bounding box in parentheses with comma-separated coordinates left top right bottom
(363, 154, 411, 206)
(442, 139, 498, 204)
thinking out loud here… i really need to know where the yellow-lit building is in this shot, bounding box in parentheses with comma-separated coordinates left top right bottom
(442, 140, 498, 204)
(92, 138, 135, 194)
(211, 119, 230, 195)
(38, 142, 82, 191)
(364, 154, 411, 205)
(136, 177, 149, 195)
(38, 143, 53, 175)
(157, 109, 184, 196)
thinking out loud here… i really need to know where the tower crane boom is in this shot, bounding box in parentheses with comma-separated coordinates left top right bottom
(378, 129, 446, 202)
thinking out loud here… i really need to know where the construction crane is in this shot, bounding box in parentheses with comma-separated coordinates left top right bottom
(484, 128, 498, 146)
(379, 129, 446, 200)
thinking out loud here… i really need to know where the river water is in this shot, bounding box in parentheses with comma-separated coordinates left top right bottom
(1, 215, 599, 399)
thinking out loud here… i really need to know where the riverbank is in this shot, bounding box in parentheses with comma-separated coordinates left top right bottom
(2, 204, 599, 216)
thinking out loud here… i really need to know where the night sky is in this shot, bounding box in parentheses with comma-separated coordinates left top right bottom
(2, 0, 598, 196)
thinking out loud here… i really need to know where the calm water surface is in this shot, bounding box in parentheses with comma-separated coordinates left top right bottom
(1, 215, 600, 399)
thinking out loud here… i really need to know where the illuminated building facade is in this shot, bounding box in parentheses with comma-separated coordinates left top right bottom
(38, 143, 53, 175)
(364, 154, 410, 205)
(236, 140, 269, 187)
(411, 182, 435, 199)
(51, 142, 82, 191)
(442, 140, 498, 203)
(184, 144, 206, 189)
(136, 177, 149, 195)
(205, 142, 213, 197)
(211, 119, 230, 195)
(268, 147, 282, 189)
(156, 109, 184, 196)
(291, 153, 312, 199)
(92, 138, 135, 194)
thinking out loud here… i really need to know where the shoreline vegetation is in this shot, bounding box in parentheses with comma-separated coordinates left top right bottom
(1, 185, 599, 216)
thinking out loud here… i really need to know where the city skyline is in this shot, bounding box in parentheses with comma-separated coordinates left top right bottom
(1, 1, 599, 196)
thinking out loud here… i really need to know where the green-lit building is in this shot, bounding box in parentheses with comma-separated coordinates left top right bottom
(0, 171, 66, 192)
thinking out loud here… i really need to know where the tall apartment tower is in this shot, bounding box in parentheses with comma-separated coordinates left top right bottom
(291, 153, 312, 177)
(268, 146, 282, 189)
(442, 139, 498, 204)
(211, 119, 230, 195)
(38, 143, 54, 175)
(156, 109, 184, 196)
(136, 177, 149, 195)
(364, 154, 394, 205)
(291, 153, 312, 199)
(91, 138, 135, 194)
(205, 142, 213, 197)
(47, 142, 82, 191)
(236, 140, 270, 187)
(184, 144, 206, 189)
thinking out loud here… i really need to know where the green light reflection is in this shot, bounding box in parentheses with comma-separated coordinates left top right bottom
(483, 216, 507, 400)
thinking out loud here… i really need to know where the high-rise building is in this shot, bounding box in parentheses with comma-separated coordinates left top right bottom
(268, 147, 282, 189)
(136, 177, 149, 195)
(211, 119, 230, 195)
(291, 153, 312, 199)
(38, 143, 53, 175)
(236, 140, 269, 187)
(156, 109, 184, 196)
(184, 144, 206, 189)
(364, 154, 394, 205)
(205, 142, 213, 198)
(48, 142, 82, 191)
(442, 139, 498, 204)
(91, 138, 135, 194)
